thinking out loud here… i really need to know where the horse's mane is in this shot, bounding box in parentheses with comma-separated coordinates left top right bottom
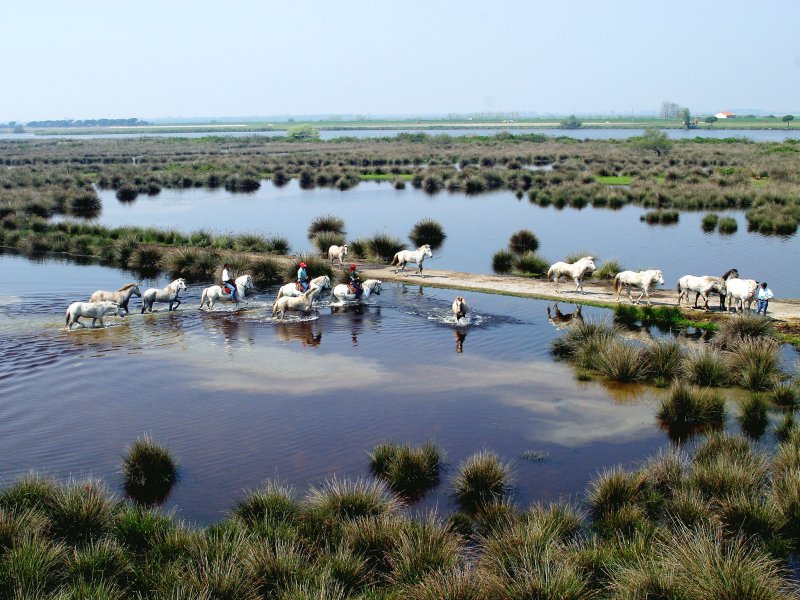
(118, 282, 138, 291)
(721, 268, 738, 280)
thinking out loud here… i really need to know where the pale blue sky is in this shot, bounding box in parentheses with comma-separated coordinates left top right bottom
(2, 0, 798, 121)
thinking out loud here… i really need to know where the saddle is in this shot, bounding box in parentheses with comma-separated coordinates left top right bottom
(296, 282, 304, 292)
(222, 285, 232, 295)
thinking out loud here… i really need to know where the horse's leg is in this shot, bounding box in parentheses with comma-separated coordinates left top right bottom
(172, 298, 182, 311)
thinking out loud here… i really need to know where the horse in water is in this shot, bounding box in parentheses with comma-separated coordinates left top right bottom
(328, 245, 348, 267)
(676, 275, 727, 310)
(613, 270, 664, 305)
(547, 303, 584, 330)
(725, 278, 759, 313)
(275, 276, 331, 300)
(141, 279, 186, 313)
(390, 244, 433, 275)
(66, 300, 123, 329)
(332, 279, 382, 304)
(547, 257, 596, 294)
(199, 274, 254, 309)
(452, 296, 468, 322)
(89, 283, 141, 315)
(695, 268, 738, 310)
(272, 287, 317, 320)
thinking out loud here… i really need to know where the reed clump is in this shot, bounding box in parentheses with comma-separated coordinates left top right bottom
(368, 442, 441, 501)
(408, 218, 446, 249)
(121, 435, 179, 506)
(450, 451, 514, 515)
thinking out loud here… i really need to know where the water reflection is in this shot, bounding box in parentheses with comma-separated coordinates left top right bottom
(454, 329, 467, 354)
(274, 320, 323, 348)
(546, 303, 583, 330)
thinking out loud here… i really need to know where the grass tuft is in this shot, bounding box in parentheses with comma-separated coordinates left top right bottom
(121, 435, 178, 506)
(450, 451, 514, 515)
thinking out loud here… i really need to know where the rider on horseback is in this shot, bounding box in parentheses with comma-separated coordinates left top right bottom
(297, 262, 309, 292)
(349, 264, 363, 299)
(222, 263, 238, 303)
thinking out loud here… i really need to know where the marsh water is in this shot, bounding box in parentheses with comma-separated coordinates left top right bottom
(0, 253, 794, 524)
(94, 180, 800, 297)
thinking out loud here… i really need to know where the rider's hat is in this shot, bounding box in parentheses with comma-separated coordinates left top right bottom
(350, 264, 357, 271)
(300, 262, 307, 267)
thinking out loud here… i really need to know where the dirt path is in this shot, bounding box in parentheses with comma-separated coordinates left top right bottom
(358, 265, 800, 335)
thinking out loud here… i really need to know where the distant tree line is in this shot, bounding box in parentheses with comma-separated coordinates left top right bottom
(20, 118, 150, 128)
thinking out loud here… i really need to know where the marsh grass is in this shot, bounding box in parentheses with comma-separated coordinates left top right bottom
(551, 320, 616, 371)
(713, 314, 775, 349)
(513, 251, 549, 276)
(409, 218, 446, 249)
(0, 474, 58, 514)
(596, 340, 650, 382)
(586, 467, 647, 519)
(233, 480, 299, 527)
(66, 538, 132, 587)
(702, 212, 720, 231)
(450, 451, 514, 515)
(644, 337, 685, 381)
(340, 514, 408, 577)
(684, 347, 729, 387)
(507, 229, 539, 255)
(47, 480, 117, 547)
(307, 214, 345, 239)
(594, 258, 623, 280)
(775, 413, 797, 443)
(246, 539, 311, 599)
(729, 338, 782, 391)
(121, 435, 178, 506)
(282, 255, 334, 282)
(739, 394, 770, 439)
(164, 248, 218, 282)
(304, 477, 399, 527)
(368, 442, 441, 501)
(246, 256, 282, 286)
(113, 505, 175, 556)
(718, 216, 738, 233)
(367, 232, 406, 262)
(402, 565, 485, 600)
(386, 517, 462, 586)
(771, 383, 798, 408)
(491, 249, 514, 273)
(657, 381, 726, 428)
(0, 538, 66, 598)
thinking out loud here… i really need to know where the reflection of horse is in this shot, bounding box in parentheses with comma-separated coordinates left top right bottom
(454, 330, 467, 353)
(332, 279, 382, 303)
(328, 245, 348, 267)
(725, 278, 759, 313)
(141, 279, 186, 313)
(89, 283, 141, 315)
(546, 303, 584, 329)
(272, 287, 317, 320)
(275, 320, 323, 347)
(696, 268, 738, 310)
(452, 296, 468, 321)
(547, 257, 596, 294)
(390, 244, 432, 275)
(66, 300, 123, 329)
(275, 276, 331, 300)
(613, 270, 664, 305)
(199, 275, 254, 309)
(676, 275, 726, 310)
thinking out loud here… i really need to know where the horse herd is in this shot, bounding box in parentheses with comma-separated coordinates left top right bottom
(546, 255, 759, 313)
(63, 246, 759, 330)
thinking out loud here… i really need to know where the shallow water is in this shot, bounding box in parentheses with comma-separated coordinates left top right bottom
(1, 254, 792, 524)
(94, 180, 800, 296)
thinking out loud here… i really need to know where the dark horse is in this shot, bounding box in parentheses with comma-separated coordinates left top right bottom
(695, 268, 738, 310)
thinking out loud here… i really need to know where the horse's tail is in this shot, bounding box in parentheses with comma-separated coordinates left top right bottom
(390, 253, 399, 266)
(65, 309, 71, 328)
(275, 288, 284, 300)
(613, 274, 621, 293)
(547, 266, 554, 282)
(199, 288, 208, 309)
(271, 300, 279, 317)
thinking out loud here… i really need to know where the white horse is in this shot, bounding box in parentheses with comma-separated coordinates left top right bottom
(695, 268, 738, 310)
(452, 296, 468, 322)
(275, 276, 331, 300)
(390, 244, 433, 275)
(547, 257, 596, 294)
(65, 300, 123, 329)
(272, 287, 317, 320)
(332, 279, 382, 303)
(89, 283, 141, 315)
(676, 275, 726, 310)
(328, 245, 348, 267)
(613, 269, 665, 305)
(725, 278, 759, 313)
(199, 275, 254, 309)
(141, 278, 186, 313)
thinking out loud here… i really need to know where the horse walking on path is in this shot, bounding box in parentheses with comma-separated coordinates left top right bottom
(676, 275, 726, 310)
(66, 300, 123, 329)
(89, 283, 141, 315)
(199, 275, 254, 309)
(141, 279, 186, 313)
(695, 268, 738, 310)
(547, 257, 596, 294)
(390, 244, 432, 276)
(614, 270, 665, 305)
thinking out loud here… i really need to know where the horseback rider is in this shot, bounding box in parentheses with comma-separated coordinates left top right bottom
(221, 263, 238, 303)
(297, 261, 309, 292)
(349, 263, 363, 299)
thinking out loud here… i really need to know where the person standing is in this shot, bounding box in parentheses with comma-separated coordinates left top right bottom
(221, 263, 238, 303)
(755, 282, 773, 316)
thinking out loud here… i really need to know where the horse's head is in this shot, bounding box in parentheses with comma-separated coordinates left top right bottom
(368, 280, 382, 295)
(342, 245, 348, 256)
(422, 244, 433, 258)
(132, 285, 142, 297)
(654, 270, 665, 286)
(176, 279, 187, 291)
(239, 274, 254, 290)
(582, 257, 596, 272)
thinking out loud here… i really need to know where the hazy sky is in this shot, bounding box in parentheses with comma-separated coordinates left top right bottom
(2, 0, 798, 121)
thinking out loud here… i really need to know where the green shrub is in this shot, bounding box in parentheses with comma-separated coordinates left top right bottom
(594, 259, 623, 280)
(492, 249, 514, 273)
(247, 256, 282, 286)
(450, 451, 514, 515)
(508, 229, 539, 255)
(596, 340, 650, 382)
(312, 230, 346, 256)
(368, 442, 441, 501)
(308, 214, 345, 239)
(644, 337, 685, 381)
(386, 518, 462, 586)
(657, 381, 726, 428)
(718, 216, 738, 233)
(702, 213, 719, 231)
(684, 348, 729, 386)
(513, 251, 549, 276)
(47, 480, 117, 547)
(738, 394, 770, 439)
(728, 338, 781, 391)
(367, 233, 406, 262)
(233, 480, 299, 527)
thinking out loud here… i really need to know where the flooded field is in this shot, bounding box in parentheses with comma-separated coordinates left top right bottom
(1, 254, 792, 525)
(94, 180, 800, 296)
